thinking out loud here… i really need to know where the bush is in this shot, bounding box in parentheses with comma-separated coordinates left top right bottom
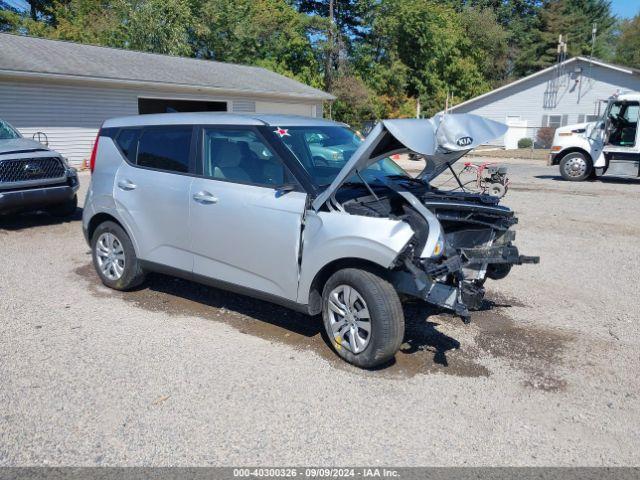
(536, 127, 556, 149)
(517, 137, 533, 149)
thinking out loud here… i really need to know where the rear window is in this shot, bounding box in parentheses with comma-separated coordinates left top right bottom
(116, 129, 140, 163)
(136, 126, 192, 173)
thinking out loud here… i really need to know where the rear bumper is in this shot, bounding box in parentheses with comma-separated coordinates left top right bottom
(0, 171, 79, 214)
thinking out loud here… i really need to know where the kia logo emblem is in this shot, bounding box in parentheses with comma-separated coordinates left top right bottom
(456, 136, 473, 147)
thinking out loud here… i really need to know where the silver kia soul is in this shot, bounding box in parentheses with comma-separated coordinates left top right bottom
(83, 112, 537, 368)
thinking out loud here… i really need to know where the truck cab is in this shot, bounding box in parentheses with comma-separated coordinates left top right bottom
(550, 93, 640, 181)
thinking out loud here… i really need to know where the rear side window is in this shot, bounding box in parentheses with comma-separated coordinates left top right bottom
(116, 129, 140, 163)
(137, 126, 192, 173)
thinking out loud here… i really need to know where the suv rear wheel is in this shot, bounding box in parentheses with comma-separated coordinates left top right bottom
(322, 268, 404, 368)
(91, 221, 145, 290)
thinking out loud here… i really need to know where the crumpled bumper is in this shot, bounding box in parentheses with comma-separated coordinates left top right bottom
(391, 245, 539, 323)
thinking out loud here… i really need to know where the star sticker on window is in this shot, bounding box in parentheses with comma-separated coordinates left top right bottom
(274, 127, 290, 137)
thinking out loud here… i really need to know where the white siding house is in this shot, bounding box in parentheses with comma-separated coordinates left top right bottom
(449, 57, 640, 149)
(0, 34, 332, 164)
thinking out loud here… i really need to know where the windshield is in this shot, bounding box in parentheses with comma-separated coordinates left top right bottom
(0, 119, 21, 140)
(274, 126, 408, 187)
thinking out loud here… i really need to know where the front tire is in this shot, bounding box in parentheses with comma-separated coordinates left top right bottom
(559, 152, 592, 181)
(91, 221, 145, 290)
(322, 268, 404, 368)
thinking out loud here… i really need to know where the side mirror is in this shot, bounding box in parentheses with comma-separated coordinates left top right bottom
(275, 183, 296, 197)
(33, 131, 49, 147)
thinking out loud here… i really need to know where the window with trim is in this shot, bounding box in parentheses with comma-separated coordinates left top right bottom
(116, 129, 140, 163)
(547, 115, 563, 128)
(136, 127, 192, 173)
(202, 128, 287, 187)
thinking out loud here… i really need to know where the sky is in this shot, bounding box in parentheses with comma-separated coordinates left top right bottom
(610, 0, 639, 19)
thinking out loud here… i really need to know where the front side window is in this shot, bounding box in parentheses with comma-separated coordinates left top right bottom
(606, 101, 639, 147)
(274, 126, 408, 188)
(203, 128, 287, 187)
(136, 126, 192, 173)
(0, 119, 21, 140)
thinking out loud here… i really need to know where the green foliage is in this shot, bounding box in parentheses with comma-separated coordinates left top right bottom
(0, 0, 625, 125)
(194, 0, 321, 86)
(361, 0, 488, 117)
(615, 15, 640, 69)
(519, 0, 616, 74)
(123, 0, 195, 55)
(518, 137, 533, 149)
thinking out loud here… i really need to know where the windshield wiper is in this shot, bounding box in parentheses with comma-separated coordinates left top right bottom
(386, 174, 427, 186)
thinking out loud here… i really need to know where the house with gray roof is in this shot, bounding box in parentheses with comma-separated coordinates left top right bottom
(0, 33, 333, 163)
(448, 56, 640, 149)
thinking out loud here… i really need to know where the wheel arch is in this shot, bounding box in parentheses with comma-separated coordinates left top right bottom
(306, 257, 390, 316)
(554, 147, 592, 165)
(87, 212, 138, 255)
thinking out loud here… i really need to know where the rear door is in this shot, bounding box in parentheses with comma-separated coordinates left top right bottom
(113, 125, 195, 272)
(189, 126, 306, 301)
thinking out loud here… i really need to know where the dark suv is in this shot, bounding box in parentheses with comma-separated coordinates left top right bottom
(0, 118, 79, 217)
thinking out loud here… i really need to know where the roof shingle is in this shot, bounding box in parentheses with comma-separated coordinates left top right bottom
(0, 33, 333, 101)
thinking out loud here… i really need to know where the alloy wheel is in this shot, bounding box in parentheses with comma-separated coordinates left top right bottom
(327, 284, 371, 354)
(95, 232, 125, 281)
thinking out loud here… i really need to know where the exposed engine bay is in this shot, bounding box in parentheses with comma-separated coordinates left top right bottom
(307, 114, 539, 323)
(332, 181, 538, 322)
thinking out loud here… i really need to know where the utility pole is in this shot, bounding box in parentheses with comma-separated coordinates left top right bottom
(325, 0, 335, 92)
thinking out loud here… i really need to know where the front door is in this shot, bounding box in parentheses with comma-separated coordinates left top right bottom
(190, 127, 306, 301)
(603, 100, 640, 176)
(113, 125, 195, 271)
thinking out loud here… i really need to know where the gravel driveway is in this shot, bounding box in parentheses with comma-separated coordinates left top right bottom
(1, 160, 639, 466)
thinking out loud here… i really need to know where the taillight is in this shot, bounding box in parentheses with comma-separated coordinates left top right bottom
(89, 130, 101, 173)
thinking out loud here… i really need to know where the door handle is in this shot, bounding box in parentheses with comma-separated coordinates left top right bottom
(117, 179, 137, 191)
(193, 191, 218, 204)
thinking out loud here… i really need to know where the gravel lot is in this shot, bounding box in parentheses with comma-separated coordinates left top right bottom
(1, 159, 639, 466)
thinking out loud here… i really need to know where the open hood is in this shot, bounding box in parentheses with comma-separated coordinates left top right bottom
(312, 114, 507, 211)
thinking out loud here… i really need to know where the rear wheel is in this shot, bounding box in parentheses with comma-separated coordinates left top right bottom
(560, 152, 592, 181)
(322, 268, 404, 368)
(91, 221, 145, 290)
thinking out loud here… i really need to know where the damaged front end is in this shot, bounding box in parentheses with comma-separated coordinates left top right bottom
(314, 114, 539, 322)
(391, 189, 538, 322)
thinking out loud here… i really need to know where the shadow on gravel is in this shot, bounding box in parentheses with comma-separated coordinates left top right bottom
(534, 175, 640, 185)
(75, 263, 572, 387)
(0, 208, 82, 231)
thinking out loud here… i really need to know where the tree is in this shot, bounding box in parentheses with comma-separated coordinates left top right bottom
(123, 0, 195, 56)
(42, 0, 123, 46)
(363, 0, 488, 116)
(460, 6, 510, 85)
(195, 0, 322, 87)
(519, 0, 616, 74)
(615, 15, 640, 69)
